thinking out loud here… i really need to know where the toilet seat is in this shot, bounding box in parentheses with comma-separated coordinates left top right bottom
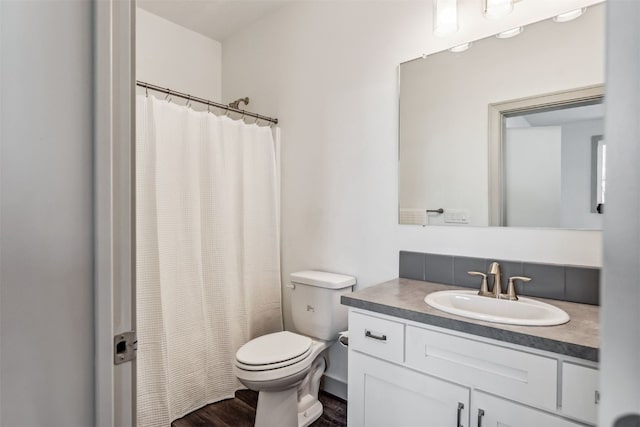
(235, 346, 312, 371)
(236, 331, 312, 370)
(234, 334, 329, 384)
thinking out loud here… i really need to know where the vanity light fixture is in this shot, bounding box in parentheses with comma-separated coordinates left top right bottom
(449, 42, 471, 53)
(484, 0, 514, 20)
(553, 8, 586, 23)
(433, 0, 459, 37)
(496, 26, 523, 39)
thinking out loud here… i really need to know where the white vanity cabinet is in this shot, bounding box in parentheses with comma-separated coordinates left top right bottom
(349, 351, 470, 427)
(348, 309, 598, 427)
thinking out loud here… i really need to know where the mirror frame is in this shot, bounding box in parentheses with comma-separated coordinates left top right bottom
(487, 84, 605, 226)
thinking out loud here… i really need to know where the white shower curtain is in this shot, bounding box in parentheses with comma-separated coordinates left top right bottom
(135, 95, 283, 427)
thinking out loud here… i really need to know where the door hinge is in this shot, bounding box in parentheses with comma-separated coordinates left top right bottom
(114, 331, 137, 365)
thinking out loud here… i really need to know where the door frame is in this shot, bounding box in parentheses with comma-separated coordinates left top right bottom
(94, 0, 136, 425)
(487, 85, 604, 226)
(600, 1, 640, 425)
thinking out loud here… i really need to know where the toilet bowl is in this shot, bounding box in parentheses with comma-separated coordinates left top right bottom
(234, 270, 355, 427)
(234, 331, 330, 427)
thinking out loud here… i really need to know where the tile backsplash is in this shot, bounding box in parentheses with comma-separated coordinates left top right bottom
(399, 251, 600, 305)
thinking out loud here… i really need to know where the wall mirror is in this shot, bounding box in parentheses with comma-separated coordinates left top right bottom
(398, 3, 605, 229)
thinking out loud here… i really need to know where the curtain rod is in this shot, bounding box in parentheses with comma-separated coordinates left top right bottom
(136, 81, 279, 125)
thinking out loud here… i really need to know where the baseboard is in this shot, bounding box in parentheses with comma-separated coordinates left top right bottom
(321, 373, 347, 401)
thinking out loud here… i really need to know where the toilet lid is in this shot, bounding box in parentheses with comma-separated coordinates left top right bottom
(236, 331, 312, 366)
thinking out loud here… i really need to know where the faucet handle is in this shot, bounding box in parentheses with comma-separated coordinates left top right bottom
(488, 261, 501, 274)
(505, 276, 531, 300)
(468, 271, 491, 296)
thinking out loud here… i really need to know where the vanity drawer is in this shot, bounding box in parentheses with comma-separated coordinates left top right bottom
(349, 311, 404, 363)
(405, 325, 557, 411)
(561, 362, 599, 425)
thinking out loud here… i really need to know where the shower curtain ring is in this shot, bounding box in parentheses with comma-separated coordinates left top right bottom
(225, 108, 230, 117)
(145, 86, 148, 97)
(186, 95, 191, 108)
(165, 90, 172, 103)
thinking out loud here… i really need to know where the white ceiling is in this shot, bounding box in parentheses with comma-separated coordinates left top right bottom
(522, 103, 605, 127)
(505, 103, 605, 128)
(137, 0, 291, 41)
(138, 0, 606, 44)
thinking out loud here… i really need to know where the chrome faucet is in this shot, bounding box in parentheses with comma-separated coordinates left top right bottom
(469, 262, 532, 300)
(488, 262, 503, 298)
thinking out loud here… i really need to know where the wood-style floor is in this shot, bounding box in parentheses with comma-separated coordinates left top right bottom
(172, 390, 347, 427)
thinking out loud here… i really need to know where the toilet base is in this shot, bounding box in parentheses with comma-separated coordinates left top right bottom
(254, 389, 324, 427)
(255, 389, 323, 427)
(252, 355, 327, 427)
(296, 355, 326, 426)
(255, 388, 299, 427)
(298, 400, 323, 427)
(238, 339, 331, 427)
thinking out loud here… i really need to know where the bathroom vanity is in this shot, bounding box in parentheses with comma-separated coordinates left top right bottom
(342, 279, 599, 427)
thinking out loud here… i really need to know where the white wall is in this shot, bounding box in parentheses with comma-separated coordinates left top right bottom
(137, 8, 222, 101)
(505, 127, 562, 227)
(0, 1, 94, 425)
(399, 10, 604, 226)
(222, 0, 604, 393)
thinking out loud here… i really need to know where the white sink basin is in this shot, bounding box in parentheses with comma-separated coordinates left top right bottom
(424, 290, 570, 326)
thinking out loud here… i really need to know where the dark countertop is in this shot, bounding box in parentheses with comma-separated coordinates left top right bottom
(341, 278, 599, 362)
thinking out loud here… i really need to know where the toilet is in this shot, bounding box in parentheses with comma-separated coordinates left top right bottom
(234, 270, 355, 427)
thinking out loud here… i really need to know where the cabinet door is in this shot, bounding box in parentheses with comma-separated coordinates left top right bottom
(472, 391, 583, 427)
(406, 325, 557, 411)
(561, 363, 599, 425)
(348, 350, 470, 427)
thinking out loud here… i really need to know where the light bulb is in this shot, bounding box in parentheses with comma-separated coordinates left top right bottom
(553, 8, 586, 23)
(484, 0, 514, 20)
(449, 43, 471, 53)
(496, 27, 523, 39)
(433, 0, 458, 37)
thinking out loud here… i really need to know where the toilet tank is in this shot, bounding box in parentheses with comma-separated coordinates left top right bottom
(289, 271, 356, 341)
